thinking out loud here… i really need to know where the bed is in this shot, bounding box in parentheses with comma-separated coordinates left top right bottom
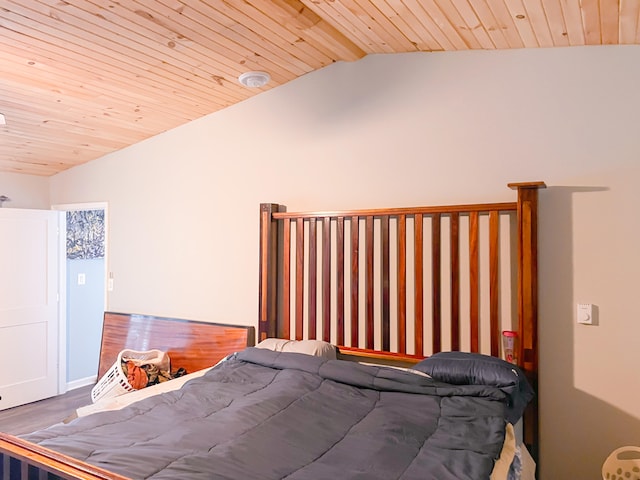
(0, 181, 544, 479)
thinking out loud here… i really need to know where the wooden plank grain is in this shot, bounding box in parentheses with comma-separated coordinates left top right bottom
(98, 313, 254, 380)
(322, 217, 331, 342)
(469, 211, 480, 352)
(431, 213, 440, 354)
(381, 215, 391, 351)
(308, 218, 317, 340)
(350, 216, 360, 347)
(397, 215, 407, 353)
(365, 215, 375, 350)
(450, 212, 460, 351)
(296, 217, 305, 340)
(337, 217, 345, 345)
(489, 210, 500, 357)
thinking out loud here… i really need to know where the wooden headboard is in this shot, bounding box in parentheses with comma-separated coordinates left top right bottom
(97, 312, 255, 379)
(258, 181, 545, 461)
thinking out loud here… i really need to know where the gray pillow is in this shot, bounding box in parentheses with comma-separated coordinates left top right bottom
(412, 351, 534, 424)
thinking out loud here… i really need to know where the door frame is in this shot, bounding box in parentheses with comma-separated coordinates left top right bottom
(52, 202, 109, 394)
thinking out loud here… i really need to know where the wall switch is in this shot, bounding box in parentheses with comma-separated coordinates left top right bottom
(108, 272, 114, 292)
(577, 303, 594, 325)
(77, 273, 86, 285)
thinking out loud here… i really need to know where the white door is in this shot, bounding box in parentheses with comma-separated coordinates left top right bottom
(0, 208, 60, 411)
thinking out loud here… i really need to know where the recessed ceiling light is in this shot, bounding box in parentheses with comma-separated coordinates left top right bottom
(238, 71, 271, 88)
(0, 113, 5, 125)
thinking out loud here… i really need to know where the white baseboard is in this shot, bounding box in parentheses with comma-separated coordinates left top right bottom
(66, 375, 97, 391)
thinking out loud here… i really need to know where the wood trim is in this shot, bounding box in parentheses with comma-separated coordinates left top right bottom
(469, 211, 480, 353)
(509, 181, 546, 462)
(336, 217, 345, 346)
(272, 202, 518, 219)
(308, 218, 317, 340)
(365, 215, 374, 350)
(259, 203, 279, 342)
(0, 433, 131, 480)
(450, 212, 460, 351)
(381, 215, 391, 352)
(322, 217, 331, 342)
(431, 213, 440, 355)
(350, 216, 359, 347)
(296, 217, 305, 341)
(397, 215, 407, 354)
(489, 210, 500, 357)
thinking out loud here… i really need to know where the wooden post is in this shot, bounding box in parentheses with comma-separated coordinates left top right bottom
(259, 203, 280, 342)
(508, 181, 546, 464)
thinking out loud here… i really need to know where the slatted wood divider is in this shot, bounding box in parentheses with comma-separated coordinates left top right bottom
(261, 201, 515, 358)
(259, 181, 545, 461)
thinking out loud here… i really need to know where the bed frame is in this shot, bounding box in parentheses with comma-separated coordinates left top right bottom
(0, 313, 254, 480)
(0, 182, 544, 479)
(258, 181, 544, 463)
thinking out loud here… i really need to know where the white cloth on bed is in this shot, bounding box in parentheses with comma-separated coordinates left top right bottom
(76, 365, 213, 417)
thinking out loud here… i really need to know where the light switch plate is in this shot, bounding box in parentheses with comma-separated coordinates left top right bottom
(577, 303, 593, 325)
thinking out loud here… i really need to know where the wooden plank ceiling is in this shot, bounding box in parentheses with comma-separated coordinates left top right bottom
(0, 0, 637, 176)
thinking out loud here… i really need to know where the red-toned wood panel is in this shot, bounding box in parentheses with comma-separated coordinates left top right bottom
(281, 218, 291, 339)
(322, 217, 331, 342)
(397, 215, 407, 354)
(97, 313, 254, 379)
(336, 217, 345, 345)
(414, 214, 424, 356)
(0, 433, 131, 480)
(450, 212, 460, 351)
(381, 216, 390, 352)
(489, 211, 500, 357)
(308, 218, 317, 340)
(365, 215, 374, 350)
(469, 211, 480, 353)
(296, 217, 304, 340)
(350, 216, 359, 347)
(431, 213, 441, 355)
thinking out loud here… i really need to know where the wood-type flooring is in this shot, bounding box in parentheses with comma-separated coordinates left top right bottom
(0, 385, 93, 436)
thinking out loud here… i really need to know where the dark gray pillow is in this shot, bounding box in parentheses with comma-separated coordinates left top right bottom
(412, 351, 534, 424)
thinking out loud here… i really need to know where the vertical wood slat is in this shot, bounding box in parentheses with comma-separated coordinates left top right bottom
(322, 217, 331, 342)
(450, 212, 460, 351)
(259, 203, 279, 342)
(295, 217, 304, 340)
(489, 210, 500, 357)
(431, 213, 441, 354)
(336, 217, 345, 346)
(308, 218, 317, 340)
(414, 214, 424, 356)
(281, 218, 291, 339)
(381, 216, 390, 352)
(397, 215, 407, 354)
(365, 216, 375, 350)
(350, 216, 359, 347)
(469, 212, 480, 352)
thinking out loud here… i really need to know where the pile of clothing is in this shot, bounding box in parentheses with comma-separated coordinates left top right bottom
(120, 350, 187, 390)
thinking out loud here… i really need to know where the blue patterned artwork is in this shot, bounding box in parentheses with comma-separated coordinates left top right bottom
(66, 210, 105, 260)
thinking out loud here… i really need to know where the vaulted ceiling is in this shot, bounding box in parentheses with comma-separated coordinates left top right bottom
(1, 1, 637, 176)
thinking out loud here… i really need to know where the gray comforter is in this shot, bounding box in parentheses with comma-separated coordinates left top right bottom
(24, 348, 511, 480)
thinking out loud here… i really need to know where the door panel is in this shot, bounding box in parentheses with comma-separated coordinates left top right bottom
(0, 209, 60, 411)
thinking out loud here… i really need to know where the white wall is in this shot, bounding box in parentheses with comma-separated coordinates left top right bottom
(49, 45, 640, 479)
(0, 172, 49, 209)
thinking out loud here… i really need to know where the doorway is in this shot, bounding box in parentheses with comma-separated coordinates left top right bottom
(53, 203, 108, 392)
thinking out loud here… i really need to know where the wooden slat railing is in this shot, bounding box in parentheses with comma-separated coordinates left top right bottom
(258, 182, 545, 463)
(260, 200, 523, 358)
